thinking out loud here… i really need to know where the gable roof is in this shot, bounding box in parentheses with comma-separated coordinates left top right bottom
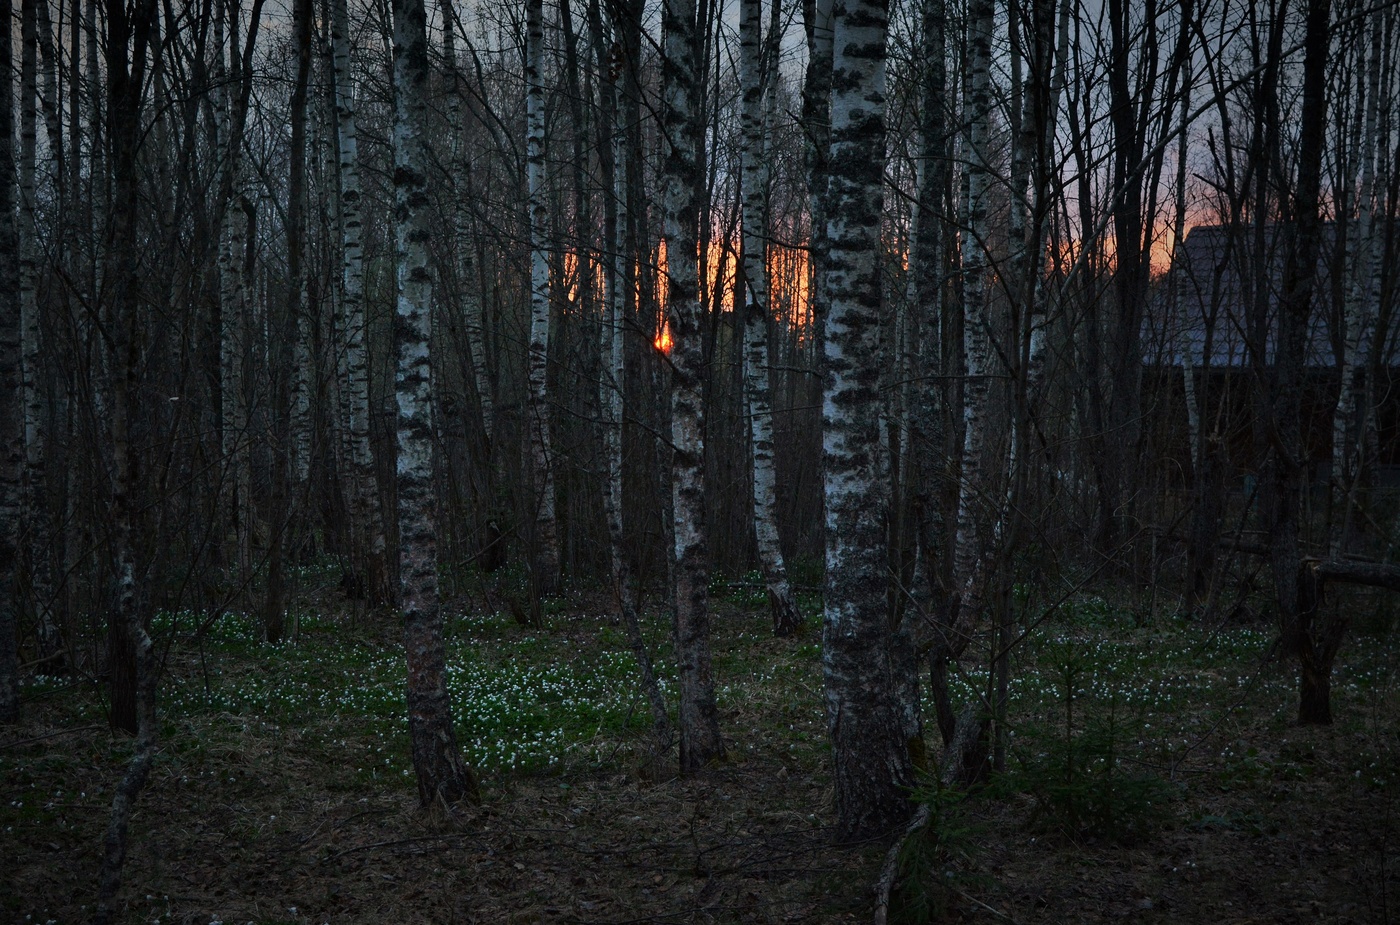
(1148, 222, 1340, 368)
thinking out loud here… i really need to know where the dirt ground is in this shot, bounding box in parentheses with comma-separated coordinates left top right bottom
(3, 606, 1398, 924)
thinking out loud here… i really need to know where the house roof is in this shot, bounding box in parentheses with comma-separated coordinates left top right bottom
(1148, 222, 1342, 368)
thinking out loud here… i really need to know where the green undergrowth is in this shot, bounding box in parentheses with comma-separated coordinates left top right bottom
(2, 584, 1400, 923)
(14, 588, 1400, 822)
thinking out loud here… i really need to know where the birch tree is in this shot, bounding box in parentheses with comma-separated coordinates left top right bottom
(393, 0, 479, 805)
(526, 0, 561, 602)
(215, 0, 264, 600)
(943, 0, 995, 703)
(263, 0, 313, 644)
(331, 0, 391, 604)
(662, 0, 724, 773)
(821, 0, 917, 837)
(741, 0, 802, 638)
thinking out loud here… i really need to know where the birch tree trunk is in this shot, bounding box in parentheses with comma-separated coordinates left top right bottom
(0, 0, 21, 726)
(601, 39, 671, 754)
(821, 0, 916, 838)
(215, 0, 261, 602)
(949, 0, 995, 662)
(331, 0, 391, 605)
(525, 0, 560, 602)
(741, 0, 802, 638)
(662, 0, 724, 773)
(263, 0, 312, 644)
(393, 0, 479, 806)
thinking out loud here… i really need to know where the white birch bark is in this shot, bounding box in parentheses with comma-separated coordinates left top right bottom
(331, 0, 390, 603)
(586, 0, 671, 754)
(604, 65, 671, 753)
(821, 0, 915, 838)
(215, 0, 253, 593)
(950, 0, 995, 646)
(393, 0, 478, 807)
(33, 0, 61, 192)
(740, 0, 801, 637)
(525, 0, 560, 597)
(662, 0, 724, 773)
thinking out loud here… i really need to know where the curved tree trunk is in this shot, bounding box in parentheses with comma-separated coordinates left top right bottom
(393, 0, 479, 807)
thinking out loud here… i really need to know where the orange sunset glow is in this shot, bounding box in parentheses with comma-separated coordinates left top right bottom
(648, 236, 813, 354)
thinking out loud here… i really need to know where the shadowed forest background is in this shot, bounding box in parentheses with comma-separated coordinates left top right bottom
(3, 0, 1400, 920)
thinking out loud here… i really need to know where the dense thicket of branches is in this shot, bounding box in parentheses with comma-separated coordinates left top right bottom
(3, 0, 1400, 855)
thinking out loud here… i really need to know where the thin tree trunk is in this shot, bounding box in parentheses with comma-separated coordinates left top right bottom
(1332, 10, 1382, 559)
(331, 0, 391, 605)
(662, 0, 724, 774)
(525, 0, 560, 603)
(913, 0, 950, 743)
(596, 10, 671, 752)
(213, 0, 246, 590)
(440, 0, 491, 446)
(802, 0, 833, 353)
(0, 0, 21, 726)
(393, 0, 479, 806)
(1272, 0, 1332, 725)
(94, 0, 159, 915)
(740, 0, 801, 637)
(263, 0, 312, 645)
(19, 0, 58, 662)
(950, 0, 995, 657)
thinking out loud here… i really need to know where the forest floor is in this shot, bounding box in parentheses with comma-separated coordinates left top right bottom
(3, 570, 1400, 924)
